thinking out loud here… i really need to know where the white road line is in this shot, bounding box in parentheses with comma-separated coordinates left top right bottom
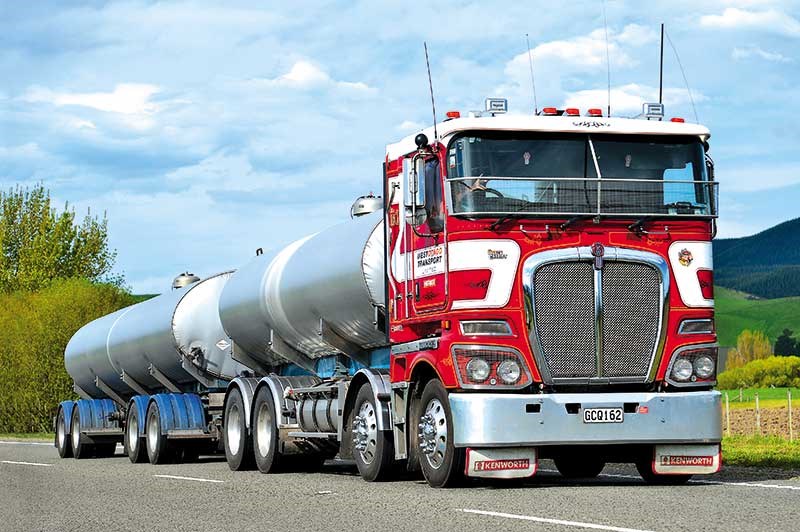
(1, 460, 53, 467)
(541, 468, 800, 491)
(459, 509, 656, 532)
(153, 474, 223, 484)
(0, 440, 52, 446)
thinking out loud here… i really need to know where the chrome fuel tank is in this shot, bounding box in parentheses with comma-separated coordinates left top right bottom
(65, 271, 248, 398)
(219, 211, 386, 369)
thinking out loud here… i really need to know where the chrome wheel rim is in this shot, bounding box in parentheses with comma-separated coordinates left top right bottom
(127, 411, 137, 453)
(147, 411, 158, 456)
(255, 401, 273, 457)
(57, 413, 66, 449)
(352, 399, 378, 465)
(419, 398, 447, 469)
(227, 403, 242, 456)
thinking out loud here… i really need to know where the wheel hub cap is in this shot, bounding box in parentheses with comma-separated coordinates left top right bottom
(352, 400, 377, 464)
(418, 398, 447, 469)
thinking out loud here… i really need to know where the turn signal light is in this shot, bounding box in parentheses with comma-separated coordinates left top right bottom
(541, 107, 558, 116)
(671, 117, 685, 123)
(696, 269, 714, 300)
(565, 108, 580, 116)
(446, 110, 461, 119)
(587, 108, 603, 117)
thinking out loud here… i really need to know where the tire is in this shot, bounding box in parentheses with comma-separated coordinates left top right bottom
(351, 384, 394, 482)
(554, 455, 606, 479)
(70, 405, 94, 459)
(636, 460, 692, 485)
(145, 402, 172, 465)
(55, 406, 72, 458)
(415, 379, 464, 488)
(224, 388, 254, 471)
(125, 405, 148, 463)
(94, 443, 117, 458)
(252, 386, 282, 474)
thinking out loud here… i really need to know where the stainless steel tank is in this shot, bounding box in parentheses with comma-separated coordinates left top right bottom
(219, 210, 386, 369)
(65, 271, 248, 398)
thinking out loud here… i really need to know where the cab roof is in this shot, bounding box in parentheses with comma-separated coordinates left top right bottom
(385, 114, 710, 160)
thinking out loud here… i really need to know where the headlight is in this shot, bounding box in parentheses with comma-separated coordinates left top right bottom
(465, 357, 491, 382)
(694, 356, 715, 379)
(460, 320, 513, 336)
(496, 359, 521, 384)
(672, 358, 694, 381)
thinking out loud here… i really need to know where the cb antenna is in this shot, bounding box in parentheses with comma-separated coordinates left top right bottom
(525, 34, 538, 115)
(658, 23, 664, 104)
(664, 28, 699, 123)
(423, 42, 439, 142)
(601, 0, 611, 116)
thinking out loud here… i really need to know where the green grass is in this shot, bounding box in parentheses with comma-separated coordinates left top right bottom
(0, 432, 53, 441)
(723, 435, 800, 469)
(715, 286, 800, 347)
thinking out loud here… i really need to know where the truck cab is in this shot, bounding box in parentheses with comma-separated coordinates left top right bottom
(385, 100, 721, 486)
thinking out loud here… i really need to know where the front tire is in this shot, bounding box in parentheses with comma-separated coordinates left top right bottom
(351, 384, 394, 482)
(636, 460, 692, 485)
(224, 388, 254, 471)
(252, 386, 282, 474)
(145, 402, 172, 465)
(55, 407, 72, 458)
(554, 455, 606, 478)
(70, 405, 94, 459)
(126, 405, 148, 463)
(416, 379, 464, 488)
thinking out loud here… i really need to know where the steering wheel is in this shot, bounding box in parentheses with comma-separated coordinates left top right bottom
(483, 188, 504, 198)
(455, 180, 505, 198)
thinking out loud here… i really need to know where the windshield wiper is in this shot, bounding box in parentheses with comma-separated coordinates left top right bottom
(488, 212, 525, 232)
(560, 215, 594, 231)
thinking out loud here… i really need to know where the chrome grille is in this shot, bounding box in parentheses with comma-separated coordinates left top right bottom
(534, 262, 595, 378)
(601, 262, 661, 377)
(529, 252, 665, 383)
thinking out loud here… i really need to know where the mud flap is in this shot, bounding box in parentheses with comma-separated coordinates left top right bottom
(465, 447, 538, 479)
(653, 444, 721, 475)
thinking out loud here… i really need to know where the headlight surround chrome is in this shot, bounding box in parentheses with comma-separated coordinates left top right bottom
(451, 345, 532, 390)
(666, 344, 718, 387)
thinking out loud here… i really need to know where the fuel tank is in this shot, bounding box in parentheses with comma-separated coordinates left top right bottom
(65, 271, 248, 398)
(219, 210, 386, 369)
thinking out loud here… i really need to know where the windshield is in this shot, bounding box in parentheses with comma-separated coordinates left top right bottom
(447, 133, 717, 217)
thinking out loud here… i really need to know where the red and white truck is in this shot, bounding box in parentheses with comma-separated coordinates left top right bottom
(58, 99, 722, 488)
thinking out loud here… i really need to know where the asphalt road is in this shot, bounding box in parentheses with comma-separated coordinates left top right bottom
(1, 440, 799, 532)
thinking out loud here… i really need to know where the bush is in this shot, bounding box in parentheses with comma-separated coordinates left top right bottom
(0, 279, 137, 433)
(717, 356, 800, 389)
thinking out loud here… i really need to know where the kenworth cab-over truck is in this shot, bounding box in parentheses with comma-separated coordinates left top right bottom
(56, 99, 722, 487)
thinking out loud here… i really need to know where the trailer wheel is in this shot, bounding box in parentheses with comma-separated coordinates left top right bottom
(70, 405, 94, 459)
(125, 406, 147, 463)
(145, 402, 172, 464)
(351, 384, 394, 482)
(252, 386, 282, 474)
(635, 460, 692, 485)
(55, 406, 72, 458)
(554, 455, 606, 478)
(416, 379, 464, 488)
(224, 387, 254, 471)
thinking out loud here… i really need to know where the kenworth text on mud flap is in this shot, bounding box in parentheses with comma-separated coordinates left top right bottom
(56, 99, 722, 487)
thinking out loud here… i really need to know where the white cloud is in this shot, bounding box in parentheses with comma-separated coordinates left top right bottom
(561, 83, 707, 117)
(397, 120, 425, 132)
(527, 25, 655, 71)
(732, 45, 792, 62)
(23, 83, 161, 114)
(251, 61, 376, 93)
(165, 151, 295, 193)
(717, 162, 800, 192)
(700, 8, 800, 37)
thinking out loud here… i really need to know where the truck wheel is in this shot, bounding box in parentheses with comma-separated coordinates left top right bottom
(55, 406, 72, 458)
(125, 406, 148, 463)
(224, 387, 254, 471)
(351, 384, 394, 482)
(554, 455, 606, 478)
(636, 460, 692, 485)
(252, 386, 282, 473)
(70, 405, 94, 459)
(145, 402, 172, 464)
(416, 379, 464, 488)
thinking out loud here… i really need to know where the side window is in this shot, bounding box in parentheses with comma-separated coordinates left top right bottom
(423, 158, 444, 233)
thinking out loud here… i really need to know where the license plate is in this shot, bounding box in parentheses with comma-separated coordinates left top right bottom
(582, 407, 624, 423)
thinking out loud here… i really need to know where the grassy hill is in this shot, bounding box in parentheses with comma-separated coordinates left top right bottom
(715, 286, 800, 347)
(714, 217, 800, 299)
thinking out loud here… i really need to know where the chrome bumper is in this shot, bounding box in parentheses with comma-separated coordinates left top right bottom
(449, 390, 721, 447)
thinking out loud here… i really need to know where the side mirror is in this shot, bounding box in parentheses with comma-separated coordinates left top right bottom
(403, 156, 426, 208)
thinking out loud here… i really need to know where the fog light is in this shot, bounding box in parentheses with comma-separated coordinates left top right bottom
(465, 358, 490, 382)
(694, 356, 715, 379)
(672, 358, 693, 382)
(497, 359, 521, 384)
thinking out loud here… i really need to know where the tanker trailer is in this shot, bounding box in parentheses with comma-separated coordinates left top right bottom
(56, 271, 252, 462)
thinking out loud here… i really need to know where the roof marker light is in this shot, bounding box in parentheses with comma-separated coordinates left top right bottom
(541, 107, 558, 116)
(587, 108, 603, 117)
(446, 111, 461, 119)
(671, 117, 685, 123)
(565, 108, 580, 116)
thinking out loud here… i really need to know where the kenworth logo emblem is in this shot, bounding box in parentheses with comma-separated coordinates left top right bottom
(591, 242, 605, 270)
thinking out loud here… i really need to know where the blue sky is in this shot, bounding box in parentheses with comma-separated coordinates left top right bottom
(1, 1, 798, 293)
